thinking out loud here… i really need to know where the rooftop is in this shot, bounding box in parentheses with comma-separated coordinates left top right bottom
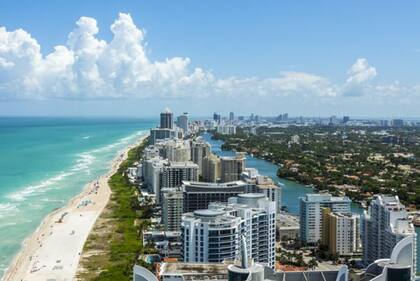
(182, 180, 246, 188)
(302, 193, 351, 203)
(194, 209, 225, 217)
(238, 193, 265, 199)
(159, 262, 230, 275)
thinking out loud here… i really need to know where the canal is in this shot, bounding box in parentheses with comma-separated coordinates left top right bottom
(202, 132, 362, 214)
(202, 132, 420, 272)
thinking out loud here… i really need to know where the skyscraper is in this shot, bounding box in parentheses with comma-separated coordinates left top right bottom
(191, 138, 211, 176)
(160, 108, 174, 129)
(229, 112, 234, 122)
(162, 188, 184, 231)
(213, 112, 221, 124)
(299, 193, 351, 244)
(181, 193, 276, 267)
(321, 208, 361, 256)
(361, 195, 416, 269)
(202, 153, 221, 182)
(177, 112, 189, 135)
(220, 153, 245, 182)
(343, 116, 350, 124)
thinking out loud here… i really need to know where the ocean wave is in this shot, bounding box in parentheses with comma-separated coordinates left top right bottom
(91, 130, 146, 154)
(83, 135, 90, 139)
(0, 203, 19, 219)
(5, 130, 146, 203)
(6, 171, 74, 202)
(0, 203, 18, 212)
(71, 152, 95, 173)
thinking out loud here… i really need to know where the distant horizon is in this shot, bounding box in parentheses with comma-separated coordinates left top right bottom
(1, 114, 420, 121)
(1, 1, 420, 116)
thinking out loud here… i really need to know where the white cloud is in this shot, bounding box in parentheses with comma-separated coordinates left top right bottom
(0, 13, 415, 108)
(266, 72, 338, 97)
(346, 58, 377, 84)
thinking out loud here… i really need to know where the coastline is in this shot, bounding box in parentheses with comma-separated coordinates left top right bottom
(2, 134, 148, 281)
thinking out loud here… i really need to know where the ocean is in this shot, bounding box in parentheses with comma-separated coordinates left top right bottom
(0, 117, 155, 277)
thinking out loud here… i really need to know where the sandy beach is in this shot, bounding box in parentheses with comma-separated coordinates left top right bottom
(2, 134, 148, 281)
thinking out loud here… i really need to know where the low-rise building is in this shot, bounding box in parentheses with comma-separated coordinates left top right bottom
(277, 213, 300, 241)
(143, 231, 182, 259)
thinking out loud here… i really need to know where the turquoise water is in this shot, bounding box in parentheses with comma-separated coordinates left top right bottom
(0, 117, 155, 277)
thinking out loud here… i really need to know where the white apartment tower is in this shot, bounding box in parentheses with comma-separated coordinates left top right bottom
(361, 194, 417, 271)
(177, 113, 189, 135)
(299, 193, 351, 244)
(181, 193, 276, 268)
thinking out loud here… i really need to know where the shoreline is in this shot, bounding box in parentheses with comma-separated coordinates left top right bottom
(2, 134, 148, 281)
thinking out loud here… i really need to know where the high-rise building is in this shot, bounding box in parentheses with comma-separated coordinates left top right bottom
(159, 162, 199, 190)
(161, 108, 174, 129)
(142, 159, 199, 203)
(177, 112, 189, 135)
(202, 153, 221, 182)
(216, 124, 237, 135)
(299, 193, 351, 244)
(240, 169, 281, 213)
(155, 139, 191, 162)
(391, 119, 404, 127)
(191, 138, 211, 176)
(229, 112, 234, 122)
(162, 188, 184, 231)
(182, 209, 242, 264)
(343, 116, 350, 124)
(361, 236, 416, 281)
(182, 180, 249, 212)
(361, 195, 416, 270)
(142, 156, 166, 196)
(220, 153, 245, 182)
(181, 193, 276, 267)
(213, 112, 221, 124)
(224, 193, 276, 267)
(150, 128, 176, 145)
(321, 208, 361, 256)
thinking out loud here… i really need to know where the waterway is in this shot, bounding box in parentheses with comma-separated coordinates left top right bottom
(202, 132, 362, 215)
(202, 132, 420, 272)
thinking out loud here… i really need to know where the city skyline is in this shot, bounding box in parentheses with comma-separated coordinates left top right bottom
(1, 1, 420, 117)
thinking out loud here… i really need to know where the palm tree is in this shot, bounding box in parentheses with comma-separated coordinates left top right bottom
(308, 258, 318, 270)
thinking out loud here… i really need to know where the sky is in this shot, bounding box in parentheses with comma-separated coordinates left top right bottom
(0, 0, 420, 118)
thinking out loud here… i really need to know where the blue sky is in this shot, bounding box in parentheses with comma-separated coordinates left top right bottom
(0, 0, 420, 117)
